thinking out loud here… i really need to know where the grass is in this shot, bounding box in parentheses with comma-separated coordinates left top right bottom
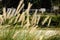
(0, 25, 60, 40)
(0, 0, 60, 40)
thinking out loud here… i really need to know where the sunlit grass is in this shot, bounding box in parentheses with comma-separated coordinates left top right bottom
(0, 25, 59, 40)
(0, 0, 60, 40)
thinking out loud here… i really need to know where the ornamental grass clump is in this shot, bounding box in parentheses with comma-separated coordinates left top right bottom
(0, 0, 60, 40)
(0, 0, 54, 27)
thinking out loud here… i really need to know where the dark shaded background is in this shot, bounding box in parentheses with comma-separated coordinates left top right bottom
(2, 0, 20, 8)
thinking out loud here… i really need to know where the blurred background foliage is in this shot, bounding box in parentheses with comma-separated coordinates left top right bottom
(24, 0, 60, 9)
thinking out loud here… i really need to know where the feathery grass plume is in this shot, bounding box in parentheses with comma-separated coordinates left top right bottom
(0, 0, 60, 40)
(9, 8, 16, 19)
(3, 7, 7, 21)
(47, 17, 52, 27)
(35, 30, 46, 39)
(1, 0, 24, 25)
(18, 12, 26, 27)
(0, 25, 59, 40)
(24, 3, 32, 28)
(14, 14, 20, 24)
(31, 10, 37, 25)
(18, 4, 24, 13)
(25, 3, 32, 14)
(15, 0, 24, 16)
(16, 0, 23, 11)
(12, 31, 20, 39)
(0, 15, 3, 24)
(39, 35, 45, 40)
(21, 14, 25, 27)
(18, 12, 25, 22)
(28, 26, 46, 40)
(25, 2, 32, 16)
(42, 16, 50, 25)
(7, 8, 12, 19)
(29, 26, 38, 34)
(8, 16, 15, 24)
(23, 22, 30, 29)
(36, 14, 41, 25)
